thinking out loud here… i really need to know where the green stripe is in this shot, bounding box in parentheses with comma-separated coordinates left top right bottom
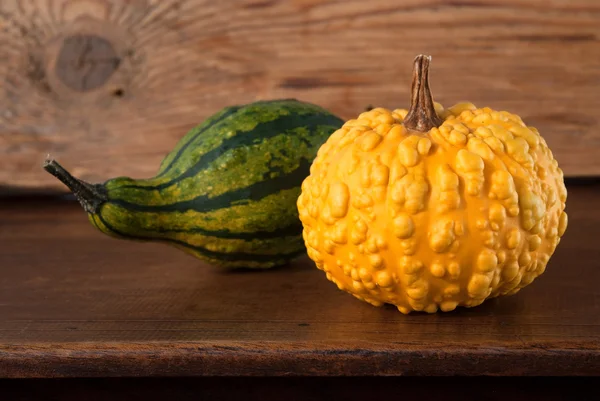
(109, 129, 322, 207)
(96, 199, 305, 255)
(120, 113, 339, 192)
(151, 221, 303, 240)
(100, 187, 303, 242)
(155, 106, 241, 178)
(95, 213, 305, 263)
(89, 214, 101, 231)
(108, 158, 311, 213)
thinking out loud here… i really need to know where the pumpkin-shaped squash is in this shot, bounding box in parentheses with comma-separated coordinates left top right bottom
(297, 55, 568, 313)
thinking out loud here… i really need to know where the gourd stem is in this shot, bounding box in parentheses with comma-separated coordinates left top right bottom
(43, 158, 107, 213)
(403, 54, 443, 132)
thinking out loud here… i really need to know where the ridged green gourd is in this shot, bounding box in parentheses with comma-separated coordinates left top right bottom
(44, 99, 344, 269)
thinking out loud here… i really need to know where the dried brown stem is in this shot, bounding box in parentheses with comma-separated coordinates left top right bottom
(403, 54, 443, 132)
(43, 158, 107, 213)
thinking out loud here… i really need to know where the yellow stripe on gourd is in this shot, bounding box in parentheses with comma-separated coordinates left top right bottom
(109, 131, 314, 205)
(102, 187, 302, 236)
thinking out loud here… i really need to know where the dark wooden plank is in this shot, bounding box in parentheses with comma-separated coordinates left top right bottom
(2, 377, 599, 401)
(1, 0, 600, 193)
(0, 183, 599, 378)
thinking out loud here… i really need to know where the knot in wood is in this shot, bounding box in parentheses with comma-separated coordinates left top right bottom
(55, 34, 121, 92)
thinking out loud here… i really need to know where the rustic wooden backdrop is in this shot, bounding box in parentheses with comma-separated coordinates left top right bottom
(1, 0, 599, 193)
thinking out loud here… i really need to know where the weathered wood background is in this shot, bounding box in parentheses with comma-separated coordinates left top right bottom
(1, 0, 599, 192)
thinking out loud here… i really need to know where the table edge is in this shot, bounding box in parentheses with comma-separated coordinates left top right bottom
(1, 341, 598, 378)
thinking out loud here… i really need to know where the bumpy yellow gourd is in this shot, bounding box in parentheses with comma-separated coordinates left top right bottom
(297, 55, 568, 313)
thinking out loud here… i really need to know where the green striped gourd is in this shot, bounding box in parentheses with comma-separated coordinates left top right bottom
(44, 99, 344, 269)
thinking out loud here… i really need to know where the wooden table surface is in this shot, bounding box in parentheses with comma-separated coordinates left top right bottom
(1, 182, 599, 378)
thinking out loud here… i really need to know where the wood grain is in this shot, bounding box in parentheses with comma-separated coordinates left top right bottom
(1, 0, 599, 193)
(0, 183, 599, 378)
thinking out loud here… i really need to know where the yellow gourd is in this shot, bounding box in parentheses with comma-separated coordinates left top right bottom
(297, 55, 568, 313)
